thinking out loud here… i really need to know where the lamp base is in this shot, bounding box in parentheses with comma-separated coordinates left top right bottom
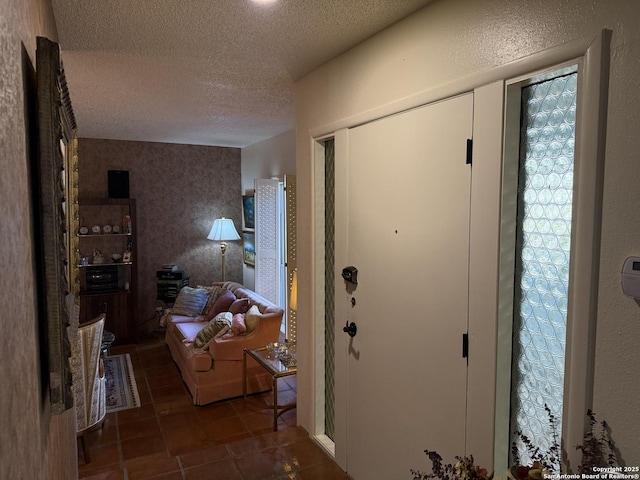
(220, 242, 227, 281)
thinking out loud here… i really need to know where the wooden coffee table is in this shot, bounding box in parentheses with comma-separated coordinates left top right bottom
(243, 344, 297, 431)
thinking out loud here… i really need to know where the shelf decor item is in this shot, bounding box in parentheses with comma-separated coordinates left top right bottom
(123, 215, 132, 234)
(92, 249, 105, 264)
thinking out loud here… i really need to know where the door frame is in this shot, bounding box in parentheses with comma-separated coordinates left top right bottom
(308, 30, 610, 472)
(309, 132, 349, 469)
(494, 36, 610, 472)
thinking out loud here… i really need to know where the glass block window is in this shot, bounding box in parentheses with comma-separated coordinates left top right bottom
(509, 72, 577, 471)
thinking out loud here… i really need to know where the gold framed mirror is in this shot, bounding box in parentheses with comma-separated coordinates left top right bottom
(35, 36, 78, 414)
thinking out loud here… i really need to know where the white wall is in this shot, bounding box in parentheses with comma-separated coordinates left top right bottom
(241, 129, 296, 289)
(295, 0, 640, 467)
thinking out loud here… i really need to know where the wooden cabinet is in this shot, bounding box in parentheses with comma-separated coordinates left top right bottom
(78, 198, 137, 344)
(80, 292, 132, 344)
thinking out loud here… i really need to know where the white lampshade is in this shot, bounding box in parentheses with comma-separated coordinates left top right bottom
(207, 218, 240, 241)
(207, 218, 240, 281)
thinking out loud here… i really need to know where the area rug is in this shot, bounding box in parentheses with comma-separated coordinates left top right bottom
(103, 353, 141, 413)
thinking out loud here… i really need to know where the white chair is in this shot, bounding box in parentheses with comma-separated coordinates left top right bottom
(71, 313, 107, 463)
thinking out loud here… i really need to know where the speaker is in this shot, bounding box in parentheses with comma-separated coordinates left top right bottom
(108, 170, 129, 198)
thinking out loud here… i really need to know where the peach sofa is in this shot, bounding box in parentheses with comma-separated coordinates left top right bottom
(165, 281, 283, 405)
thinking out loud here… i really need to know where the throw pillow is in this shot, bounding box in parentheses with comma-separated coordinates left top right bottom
(231, 313, 247, 335)
(215, 325, 230, 338)
(229, 298, 251, 315)
(205, 289, 236, 320)
(199, 285, 224, 318)
(244, 305, 262, 333)
(193, 312, 232, 349)
(171, 287, 210, 316)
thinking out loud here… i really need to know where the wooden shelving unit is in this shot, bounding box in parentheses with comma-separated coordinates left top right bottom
(77, 198, 137, 344)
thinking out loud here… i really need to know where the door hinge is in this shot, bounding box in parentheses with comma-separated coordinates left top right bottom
(462, 332, 469, 359)
(466, 138, 473, 165)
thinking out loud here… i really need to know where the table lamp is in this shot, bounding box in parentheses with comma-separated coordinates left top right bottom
(207, 217, 240, 281)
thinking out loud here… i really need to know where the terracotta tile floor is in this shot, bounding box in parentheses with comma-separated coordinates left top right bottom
(78, 335, 349, 480)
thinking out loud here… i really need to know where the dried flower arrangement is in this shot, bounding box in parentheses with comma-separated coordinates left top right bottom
(510, 404, 561, 477)
(575, 409, 619, 473)
(412, 407, 620, 480)
(512, 406, 619, 475)
(411, 450, 493, 480)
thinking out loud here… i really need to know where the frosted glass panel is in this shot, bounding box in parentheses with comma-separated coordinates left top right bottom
(509, 72, 577, 470)
(325, 138, 336, 440)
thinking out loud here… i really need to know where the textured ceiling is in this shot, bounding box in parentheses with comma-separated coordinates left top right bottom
(51, 0, 434, 148)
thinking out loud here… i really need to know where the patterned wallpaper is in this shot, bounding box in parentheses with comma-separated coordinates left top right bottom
(78, 138, 242, 334)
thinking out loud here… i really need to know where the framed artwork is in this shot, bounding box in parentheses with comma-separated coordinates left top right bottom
(243, 232, 255, 266)
(242, 194, 255, 231)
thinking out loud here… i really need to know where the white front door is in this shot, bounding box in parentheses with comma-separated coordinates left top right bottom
(342, 94, 474, 479)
